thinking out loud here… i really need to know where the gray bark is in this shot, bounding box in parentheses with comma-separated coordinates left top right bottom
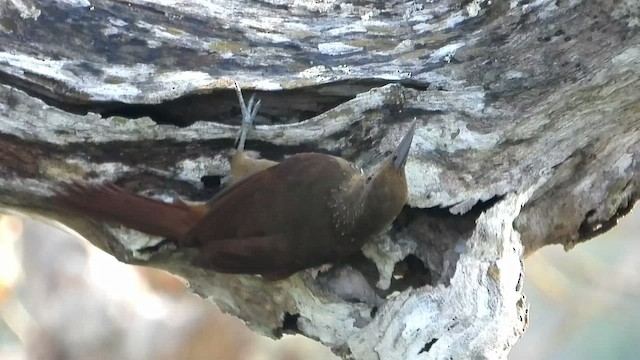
(0, 0, 638, 359)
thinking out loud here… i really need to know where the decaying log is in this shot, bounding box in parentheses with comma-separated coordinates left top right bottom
(0, 0, 638, 359)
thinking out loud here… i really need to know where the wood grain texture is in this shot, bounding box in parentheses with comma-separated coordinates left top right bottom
(0, 0, 638, 359)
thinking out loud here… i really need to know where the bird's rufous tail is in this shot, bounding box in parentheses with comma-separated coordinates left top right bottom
(52, 183, 206, 240)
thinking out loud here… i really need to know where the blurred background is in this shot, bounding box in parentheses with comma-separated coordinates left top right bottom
(0, 208, 638, 359)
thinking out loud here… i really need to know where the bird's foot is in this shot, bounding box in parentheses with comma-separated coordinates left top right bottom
(233, 81, 261, 152)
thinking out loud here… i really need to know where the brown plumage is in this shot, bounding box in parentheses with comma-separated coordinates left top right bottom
(53, 85, 415, 280)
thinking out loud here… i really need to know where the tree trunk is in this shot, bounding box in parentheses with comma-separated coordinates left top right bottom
(0, 0, 638, 359)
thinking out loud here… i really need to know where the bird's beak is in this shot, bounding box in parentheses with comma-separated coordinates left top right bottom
(392, 121, 416, 170)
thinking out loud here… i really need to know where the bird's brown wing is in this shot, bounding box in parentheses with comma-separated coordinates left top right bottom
(184, 153, 344, 247)
(192, 235, 295, 278)
(182, 167, 280, 246)
(186, 168, 299, 275)
(183, 153, 356, 276)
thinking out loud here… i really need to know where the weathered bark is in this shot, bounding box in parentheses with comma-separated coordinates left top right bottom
(0, 0, 638, 359)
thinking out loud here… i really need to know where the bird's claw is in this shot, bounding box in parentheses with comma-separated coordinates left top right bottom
(233, 81, 262, 151)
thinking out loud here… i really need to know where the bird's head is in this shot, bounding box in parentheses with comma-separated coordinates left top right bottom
(366, 122, 416, 222)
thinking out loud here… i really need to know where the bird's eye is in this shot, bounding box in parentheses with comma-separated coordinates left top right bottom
(366, 176, 373, 183)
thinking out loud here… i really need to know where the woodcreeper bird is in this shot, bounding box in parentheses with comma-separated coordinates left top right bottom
(54, 83, 415, 280)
